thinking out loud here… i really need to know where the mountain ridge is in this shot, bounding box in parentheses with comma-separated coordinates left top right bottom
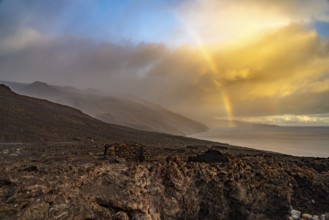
(1, 80, 208, 135)
(0, 84, 213, 147)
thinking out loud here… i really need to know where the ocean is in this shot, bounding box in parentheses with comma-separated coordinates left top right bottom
(190, 126, 329, 157)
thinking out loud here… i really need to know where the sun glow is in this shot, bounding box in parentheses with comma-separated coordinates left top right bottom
(176, 16, 329, 125)
(176, 0, 312, 126)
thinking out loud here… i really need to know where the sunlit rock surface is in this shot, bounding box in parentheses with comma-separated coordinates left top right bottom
(1, 143, 328, 220)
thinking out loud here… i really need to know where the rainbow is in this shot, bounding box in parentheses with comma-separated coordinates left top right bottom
(186, 28, 235, 126)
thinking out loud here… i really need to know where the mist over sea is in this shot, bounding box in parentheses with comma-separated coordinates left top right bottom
(191, 126, 329, 157)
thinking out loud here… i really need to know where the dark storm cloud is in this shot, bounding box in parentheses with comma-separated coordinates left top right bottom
(0, 37, 167, 94)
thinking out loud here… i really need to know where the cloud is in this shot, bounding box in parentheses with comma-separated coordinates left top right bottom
(0, 37, 166, 94)
(140, 25, 329, 123)
(0, 0, 69, 37)
(217, 25, 329, 97)
(241, 113, 329, 126)
(176, 0, 329, 43)
(1, 0, 329, 126)
(0, 28, 47, 55)
(0, 0, 182, 45)
(1, 24, 329, 125)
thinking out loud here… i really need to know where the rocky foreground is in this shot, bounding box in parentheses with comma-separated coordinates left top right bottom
(0, 142, 329, 220)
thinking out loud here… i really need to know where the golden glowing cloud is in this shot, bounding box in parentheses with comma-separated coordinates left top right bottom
(178, 0, 329, 44)
(148, 24, 329, 125)
(171, 0, 329, 124)
(2, 0, 329, 126)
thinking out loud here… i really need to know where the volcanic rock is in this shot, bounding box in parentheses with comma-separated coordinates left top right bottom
(1, 143, 329, 220)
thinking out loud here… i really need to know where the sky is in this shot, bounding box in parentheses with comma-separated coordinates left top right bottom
(1, 0, 329, 127)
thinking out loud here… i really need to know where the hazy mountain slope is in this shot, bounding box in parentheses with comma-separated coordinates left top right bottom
(20, 81, 64, 97)
(0, 84, 124, 142)
(8, 81, 208, 135)
(93, 98, 207, 135)
(0, 84, 213, 146)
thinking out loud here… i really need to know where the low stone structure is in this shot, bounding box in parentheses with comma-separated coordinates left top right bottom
(188, 149, 229, 163)
(105, 143, 146, 162)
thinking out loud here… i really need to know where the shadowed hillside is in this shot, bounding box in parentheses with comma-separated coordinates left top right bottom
(2, 81, 208, 135)
(0, 84, 211, 146)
